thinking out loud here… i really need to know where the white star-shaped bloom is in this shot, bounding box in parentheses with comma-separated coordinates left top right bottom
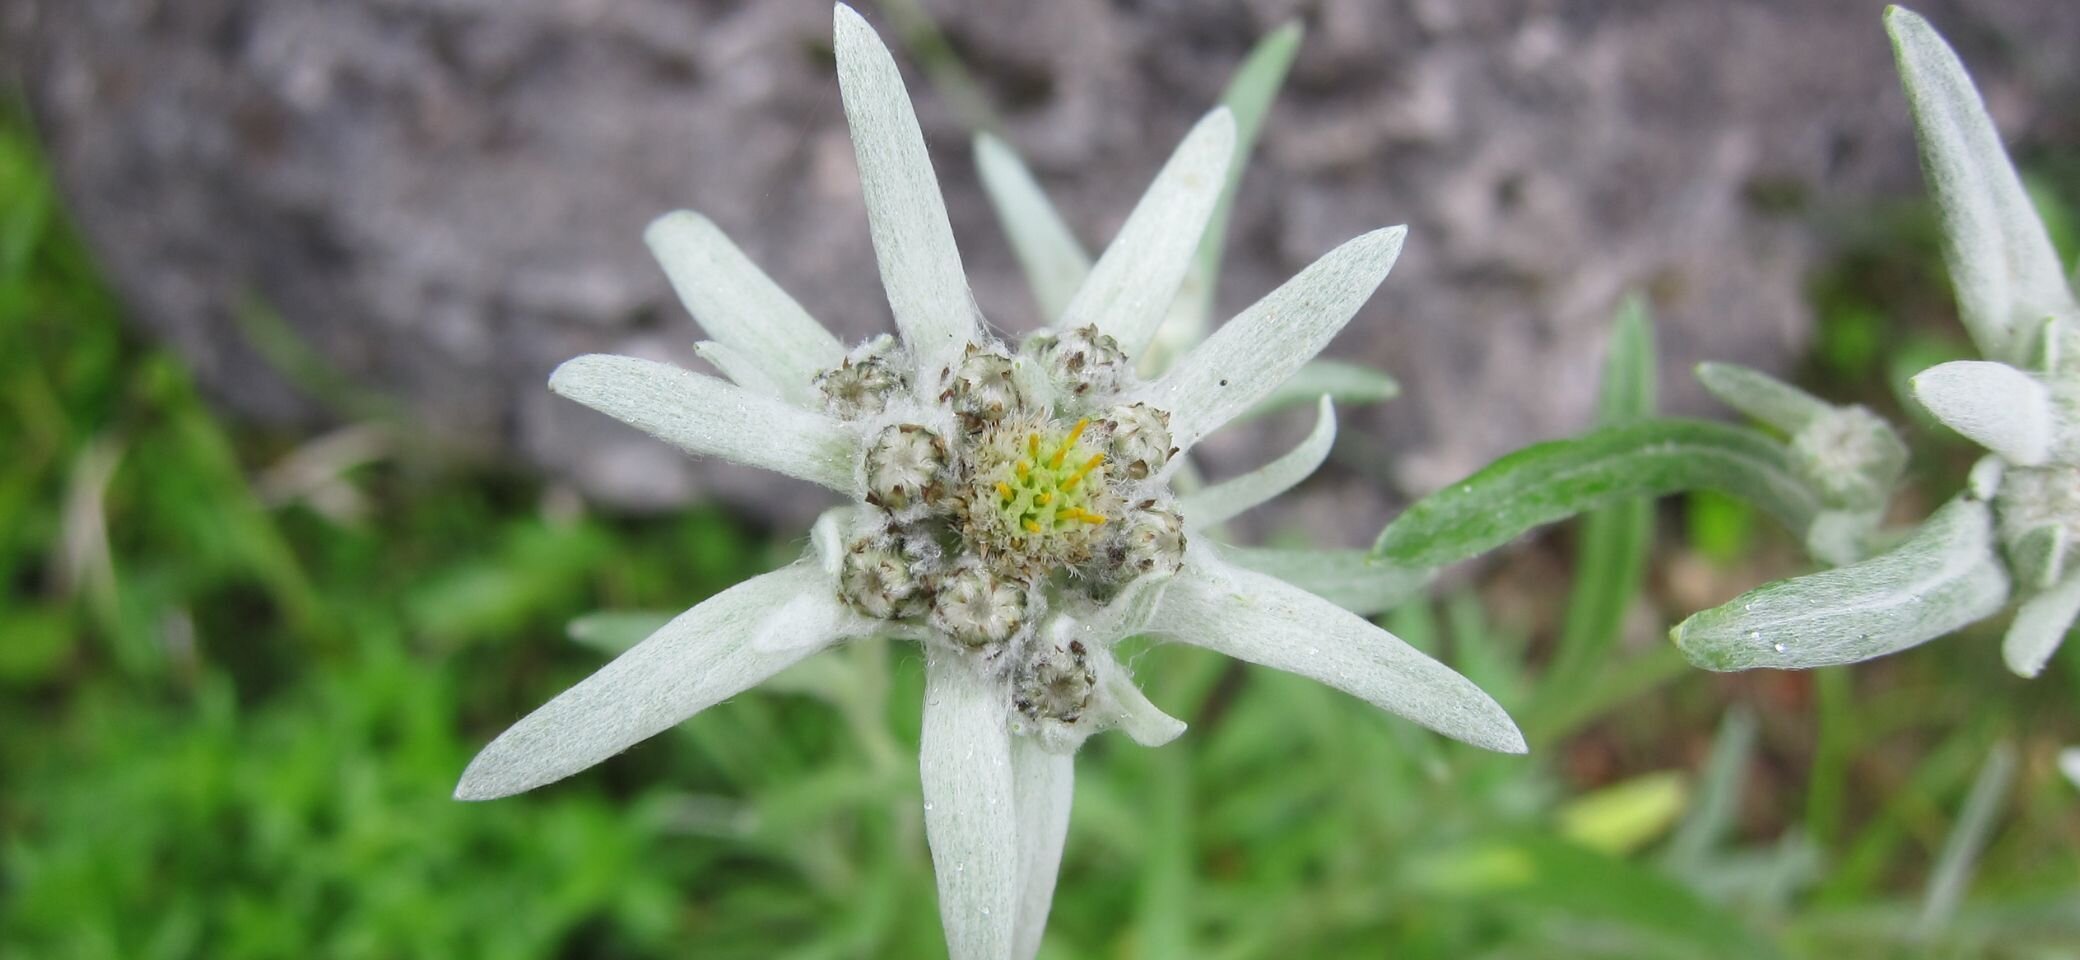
(456, 8, 1523, 958)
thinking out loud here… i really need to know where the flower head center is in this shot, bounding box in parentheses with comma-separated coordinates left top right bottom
(955, 414, 1122, 577)
(991, 418, 1109, 538)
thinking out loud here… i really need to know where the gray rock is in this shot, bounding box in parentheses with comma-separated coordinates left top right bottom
(7, 0, 2078, 542)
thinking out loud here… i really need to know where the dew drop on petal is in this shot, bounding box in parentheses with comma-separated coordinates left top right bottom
(1772, 642, 1786, 654)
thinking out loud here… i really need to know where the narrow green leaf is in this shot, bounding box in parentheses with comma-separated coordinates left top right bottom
(1407, 833, 1781, 959)
(1536, 299, 1657, 724)
(1214, 545, 1432, 617)
(1917, 742, 2017, 937)
(1375, 419, 1820, 567)
(1598, 294, 1658, 420)
(1664, 707, 1758, 871)
(1696, 362, 1832, 435)
(568, 610, 676, 655)
(973, 134, 1092, 323)
(1807, 667, 1853, 848)
(1142, 22, 1305, 374)
(1242, 359, 1399, 420)
(1189, 22, 1302, 302)
(1673, 496, 2011, 671)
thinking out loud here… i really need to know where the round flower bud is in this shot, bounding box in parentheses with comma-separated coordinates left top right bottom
(929, 564, 1026, 647)
(1110, 502, 1185, 579)
(1013, 639, 1095, 725)
(864, 423, 946, 512)
(1788, 406, 1908, 511)
(1102, 403, 1174, 480)
(839, 537, 928, 620)
(943, 345, 1022, 430)
(1042, 325, 1129, 398)
(816, 335, 907, 419)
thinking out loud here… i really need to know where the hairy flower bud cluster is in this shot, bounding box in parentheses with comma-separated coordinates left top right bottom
(1013, 639, 1095, 726)
(816, 335, 908, 418)
(1993, 464, 2080, 589)
(1788, 406, 1909, 512)
(1033, 325, 1131, 400)
(819, 326, 1188, 721)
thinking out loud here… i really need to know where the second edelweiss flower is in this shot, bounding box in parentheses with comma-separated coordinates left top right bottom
(457, 7, 1524, 960)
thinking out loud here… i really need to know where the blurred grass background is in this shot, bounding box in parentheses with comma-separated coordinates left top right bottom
(1, 94, 2077, 959)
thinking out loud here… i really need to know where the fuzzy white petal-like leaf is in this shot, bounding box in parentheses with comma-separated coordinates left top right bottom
(1214, 544, 1433, 616)
(834, 5, 981, 381)
(1144, 227, 1405, 451)
(920, 656, 1019, 960)
(1057, 109, 1235, 358)
(456, 563, 839, 800)
(2060, 748, 2080, 790)
(1180, 396, 1335, 529)
(1152, 550, 1525, 753)
(2004, 568, 2080, 678)
(1095, 654, 1187, 747)
(1695, 362, 1831, 435)
(748, 588, 878, 655)
(974, 134, 1091, 324)
(694, 340, 789, 401)
(550, 354, 863, 496)
(1887, 7, 2080, 365)
(1673, 496, 2011, 671)
(646, 212, 844, 405)
(1911, 360, 2052, 465)
(1010, 737, 1073, 960)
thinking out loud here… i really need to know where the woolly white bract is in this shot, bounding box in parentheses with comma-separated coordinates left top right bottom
(1887, 6, 2080, 678)
(455, 8, 1522, 960)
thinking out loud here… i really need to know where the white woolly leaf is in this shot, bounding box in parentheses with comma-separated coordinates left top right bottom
(645, 211, 843, 405)
(919, 656, 1019, 960)
(1010, 737, 1073, 960)
(1910, 360, 2052, 465)
(1057, 109, 1235, 358)
(1674, 496, 2010, 671)
(693, 340, 789, 401)
(1145, 227, 1405, 451)
(1887, 7, 2080, 365)
(1180, 396, 1335, 529)
(456, 563, 839, 800)
(2004, 568, 2080, 678)
(834, 5, 982, 382)
(549, 354, 862, 496)
(1153, 550, 1524, 753)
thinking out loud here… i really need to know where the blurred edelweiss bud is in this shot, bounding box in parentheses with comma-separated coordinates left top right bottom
(1667, 7, 2080, 681)
(453, 8, 1521, 960)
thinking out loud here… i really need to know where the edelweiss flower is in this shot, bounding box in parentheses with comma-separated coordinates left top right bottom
(456, 7, 1524, 958)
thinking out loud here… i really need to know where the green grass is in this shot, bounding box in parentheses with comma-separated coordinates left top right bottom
(2, 105, 2077, 960)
